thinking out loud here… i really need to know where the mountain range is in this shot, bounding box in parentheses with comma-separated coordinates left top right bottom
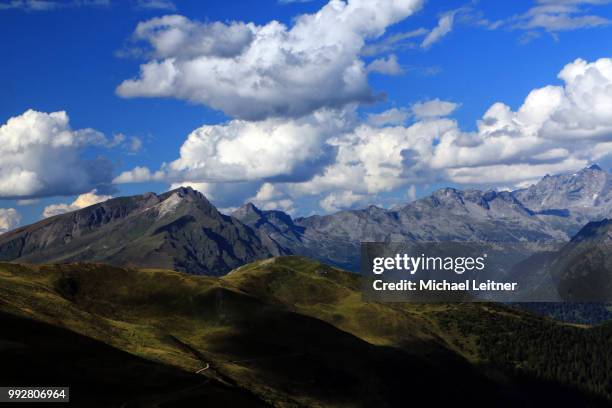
(234, 164, 612, 270)
(1, 165, 612, 274)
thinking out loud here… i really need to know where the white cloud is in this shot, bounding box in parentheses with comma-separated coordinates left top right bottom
(421, 11, 455, 49)
(114, 166, 165, 183)
(42, 189, 113, 218)
(444, 160, 588, 184)
(116, 57, 612, 213)
(107, 133, 144, 153)
(117, 108, 354, 185)
(367, 107, 410, 127)
(366, 100, 457, 128)
(362, 27, 428, 56)
(0, 208, 20, 234)
(480, 0, 612, 38)
(0, 109, 115, 199)
(411, 98, 459, 119)
(366, 54, 404, 75)
(117, 0, 424, 120)
(289, 119, 454, 198)
(166, 116, 331, 182)
(429, 58, 612, 182)
(320, 190, 366, 212)
(512, 2, 610, 32)
(290, 57, 612, 210)
(248, 183, 295, 213)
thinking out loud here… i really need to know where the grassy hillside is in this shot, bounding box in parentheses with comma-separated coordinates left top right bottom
(0, 257, 610, 407)
(0, 313, 264, 408)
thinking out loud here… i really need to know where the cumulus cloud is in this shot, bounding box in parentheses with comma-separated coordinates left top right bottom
(421, 11, 455, 49)
(429, 58, 612, 180)
(117, 0, 424, 120)
(114, 166, 165, 183)
(290, 57, 612, 210)
(166, 116, 334, 182)
(118, 57, 612, 213)
(106, 133, 144, 153)
(0, 208, 20, 234)
(116, 108, 354, 185)
(411, 98, 459, 119)
(320, 190, 367, 212)
(42, 189, 113, 218)
(289, 119, 454, 199)
(366, 54, 404, 75)
(248, 183, 295, 213)
(367, 107, 410, 127)
(366, 100, 457, 128)
(0, 110, 115, 199)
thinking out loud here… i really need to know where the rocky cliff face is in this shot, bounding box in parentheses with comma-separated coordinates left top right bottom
(0, 187, 271, 275)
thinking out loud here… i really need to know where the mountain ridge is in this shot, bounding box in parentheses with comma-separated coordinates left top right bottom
(0, 186, 274, 275)
(2, 166, 612, 274)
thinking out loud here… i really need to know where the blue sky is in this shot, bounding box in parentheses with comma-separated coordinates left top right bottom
(1, 0, 612, 228)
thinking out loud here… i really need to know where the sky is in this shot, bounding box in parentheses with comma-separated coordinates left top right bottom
(1, 0, 612, 230)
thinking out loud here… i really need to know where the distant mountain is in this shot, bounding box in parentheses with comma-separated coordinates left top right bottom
(0, 187, 272, 275)
(230, 203, 300, 256)
(234, 166, 612, 271)
(513, 165, 612, 235)
(3, 166, 612, 275)
(236, 188, 570, 271)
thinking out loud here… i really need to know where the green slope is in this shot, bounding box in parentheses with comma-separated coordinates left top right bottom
(0, 313, 264, 408)
(0, 257, 610, 407)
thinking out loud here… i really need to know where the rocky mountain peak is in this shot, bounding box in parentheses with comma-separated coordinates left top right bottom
(513, 165, 611, 214)
(427, 187, 465, 207)
(158, 186, 209, 203)
(233, 202, 263, 218)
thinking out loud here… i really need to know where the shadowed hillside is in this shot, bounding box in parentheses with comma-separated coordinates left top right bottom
(0, 313, 265, 408)
(0, 257, 610, 406)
